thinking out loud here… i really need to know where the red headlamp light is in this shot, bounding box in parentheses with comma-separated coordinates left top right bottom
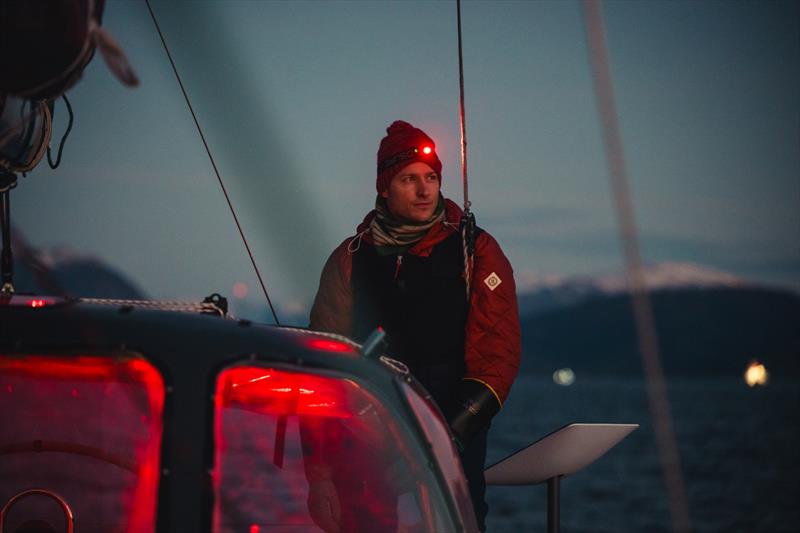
(377, 144, 438, 174)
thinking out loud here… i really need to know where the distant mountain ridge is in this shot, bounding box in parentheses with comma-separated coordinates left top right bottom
(12, 230, 146, 299)
(519, 286, 800, 378)
(513, 262, 800, 378)
(518, 262, 748, 293)
(517, 262, 756, 318)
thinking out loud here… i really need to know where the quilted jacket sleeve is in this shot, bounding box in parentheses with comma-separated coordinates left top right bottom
(309, 239, 353, 337)
(463, 231, 521, 405)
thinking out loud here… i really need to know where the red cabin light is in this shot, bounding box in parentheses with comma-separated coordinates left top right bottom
(0, 355, 162, 384)
(30, 299, 46, 308)
(218, 367, 354, 419)
(422, 145, 433, 155)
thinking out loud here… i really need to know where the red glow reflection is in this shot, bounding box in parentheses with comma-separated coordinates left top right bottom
(0, 295, 63, 307)
(422, 146, 432, 155)
(306, 339, 353, 353)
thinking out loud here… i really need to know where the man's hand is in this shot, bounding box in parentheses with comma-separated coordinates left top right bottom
(447, 379, 501, 450)
(307, 480, 342, 533)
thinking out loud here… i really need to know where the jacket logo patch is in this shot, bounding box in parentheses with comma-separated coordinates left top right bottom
(484, 272, 502, 291)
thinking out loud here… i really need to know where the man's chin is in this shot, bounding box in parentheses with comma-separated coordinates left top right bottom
(408, 212, 434, 223)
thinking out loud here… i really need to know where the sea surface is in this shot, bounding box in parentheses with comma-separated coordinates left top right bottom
(485, 375, 800, 533)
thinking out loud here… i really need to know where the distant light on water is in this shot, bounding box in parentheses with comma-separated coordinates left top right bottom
(233, 282, 248, 299)
(744, 361, 768, 387)
(553, 368, 575, 386)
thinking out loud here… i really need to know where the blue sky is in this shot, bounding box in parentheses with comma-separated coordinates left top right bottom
(12, 0, 799, 320)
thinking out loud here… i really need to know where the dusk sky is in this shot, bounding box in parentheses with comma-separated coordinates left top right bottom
(12, 0, 799, 320)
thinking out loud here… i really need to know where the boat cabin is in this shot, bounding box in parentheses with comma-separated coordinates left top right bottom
(0, 295, 479, 532)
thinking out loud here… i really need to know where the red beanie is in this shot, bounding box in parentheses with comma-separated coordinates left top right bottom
(376, 120, 442, 193)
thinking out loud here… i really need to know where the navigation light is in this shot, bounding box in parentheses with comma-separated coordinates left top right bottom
(744, 361, 768, 387)
(553, 368, 576, 386)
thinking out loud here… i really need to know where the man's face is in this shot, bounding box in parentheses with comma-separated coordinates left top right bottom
(381, 161, 441, 222)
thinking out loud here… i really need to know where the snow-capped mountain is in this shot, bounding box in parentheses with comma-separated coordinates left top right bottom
(515, 262, 800, 377)
(516, 262, 751, 318)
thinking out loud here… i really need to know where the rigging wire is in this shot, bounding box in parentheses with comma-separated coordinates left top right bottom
(456, 0, 470, 212)
(582, 2, 691, 531)
(145, 0, 280, 325)
(456, 0, 475, 299)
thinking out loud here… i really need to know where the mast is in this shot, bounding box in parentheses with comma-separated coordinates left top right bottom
(583, 2, 691, 531)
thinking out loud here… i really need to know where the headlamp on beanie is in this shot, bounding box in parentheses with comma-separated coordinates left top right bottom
(376, 145, 438, 174)
(376, 120, 443, 193)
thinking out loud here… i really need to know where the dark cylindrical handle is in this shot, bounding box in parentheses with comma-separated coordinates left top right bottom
(547, 475, 561, 533)
(1, 190, 13, 289)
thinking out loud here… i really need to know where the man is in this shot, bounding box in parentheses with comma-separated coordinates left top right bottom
(310, 120, 521, 531)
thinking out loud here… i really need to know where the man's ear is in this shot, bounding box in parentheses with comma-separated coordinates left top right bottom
(380, 190, 389, 199)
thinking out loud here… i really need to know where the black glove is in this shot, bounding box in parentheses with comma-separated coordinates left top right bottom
(445, 379, 501, 451)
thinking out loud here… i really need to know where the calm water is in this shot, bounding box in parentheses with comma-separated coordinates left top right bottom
(485, 375, 800, 533)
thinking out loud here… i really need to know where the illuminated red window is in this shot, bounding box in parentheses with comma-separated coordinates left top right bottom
(0, 355, 164, 533)
(212, 365, 456, 532)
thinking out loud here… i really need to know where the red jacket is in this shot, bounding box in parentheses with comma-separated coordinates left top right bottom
(310, 199, 520, 405)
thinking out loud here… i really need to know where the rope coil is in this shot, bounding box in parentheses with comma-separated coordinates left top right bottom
(47, 94, 74, 169)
